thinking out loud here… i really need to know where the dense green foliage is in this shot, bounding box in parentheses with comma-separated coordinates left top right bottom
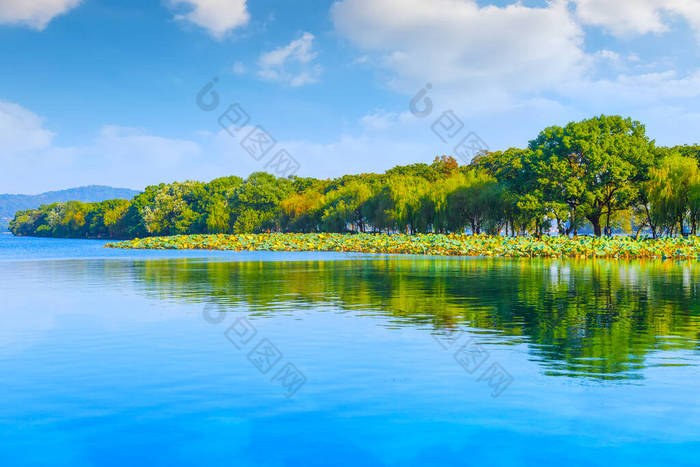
(0, 185, 139, 231)
(10, 116, 700, 239)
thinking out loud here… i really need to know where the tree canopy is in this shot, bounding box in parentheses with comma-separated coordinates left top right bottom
(10, 116, 700, 239)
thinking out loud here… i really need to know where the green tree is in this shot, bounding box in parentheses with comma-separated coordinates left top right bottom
(529, 116, 654, 236)
(446, 169, 504, 234)
(320, 180, 373, 232)
(648, 154, 700, 236)
(9, 115, 697, 241)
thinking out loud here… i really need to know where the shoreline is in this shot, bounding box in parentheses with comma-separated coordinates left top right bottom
(105, 233, 700, 260)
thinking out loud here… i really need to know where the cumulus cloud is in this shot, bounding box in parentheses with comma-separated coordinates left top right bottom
(595, 49, 622, 61)
(93, 125, 201, 168)
(0, 0, 82, 30)
(276, 133, 437, 178)
(257, 32, 323, 86)
(573, 0, 700, 39)
(359, 110, 415, 131)
(0, 101, 204, 192)
(0, 100, 438, 192)
(0, 100, 55, 153)
(331, 0, 585, 101)
(564, 69, 700, 104)
(170, 0, 250, 39)
(330, 0, 700, 132)
(360, 111, 401, 131)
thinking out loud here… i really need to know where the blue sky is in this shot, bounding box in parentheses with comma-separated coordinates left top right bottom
(1, 0, 699, 193)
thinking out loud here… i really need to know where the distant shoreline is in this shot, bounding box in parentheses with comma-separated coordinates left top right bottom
(106, 233, 700, 260)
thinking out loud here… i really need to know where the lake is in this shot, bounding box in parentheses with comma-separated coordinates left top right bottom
(1, 235, 699, 466)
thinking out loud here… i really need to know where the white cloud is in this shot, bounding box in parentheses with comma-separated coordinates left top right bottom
(232, 61, 246, 75)
(595, 49, 622, 61)
(359, 110, 416, 130)
(93, 125, 201, 167)
(0, 100, 55, 153)
(352, 55, 369, 65)
(331, 0, 585, 100)
(257, 32, 323, 86)
(0, 101, 204, 192)
(360, 111, 400, 130)
(573, 0, 700, 39)
(330, 0, 700, 139)
(170, 0, 250, 39)
(0, 99, 437, 192)
(276, 133, 437, 178)
(0, 0, 81, 30)
(566, 69, 700, 104)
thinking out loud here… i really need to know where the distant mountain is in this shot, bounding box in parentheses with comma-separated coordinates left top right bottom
(0, 185, 141, 231)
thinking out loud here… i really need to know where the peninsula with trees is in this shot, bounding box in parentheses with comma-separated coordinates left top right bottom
(9, 116, 700, 258)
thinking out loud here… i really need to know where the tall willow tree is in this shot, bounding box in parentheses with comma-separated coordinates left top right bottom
(320, 180, 373, 232)
(446, 169, 504, 234)
(649, 154, 700, 236)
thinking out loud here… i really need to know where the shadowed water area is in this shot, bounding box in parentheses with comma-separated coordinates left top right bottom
(1, 236, 699, 466)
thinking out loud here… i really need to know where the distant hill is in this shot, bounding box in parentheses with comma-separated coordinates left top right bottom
(0, 185, 141, 230)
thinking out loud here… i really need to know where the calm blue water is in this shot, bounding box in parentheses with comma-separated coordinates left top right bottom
(1, 235, 699, 466)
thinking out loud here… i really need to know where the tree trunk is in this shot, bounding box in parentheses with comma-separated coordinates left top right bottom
(635, 222, 644, 240)
(588, 214, 602, 237)
(567, 207, 578, 236)
(642, 204, 657, 239)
